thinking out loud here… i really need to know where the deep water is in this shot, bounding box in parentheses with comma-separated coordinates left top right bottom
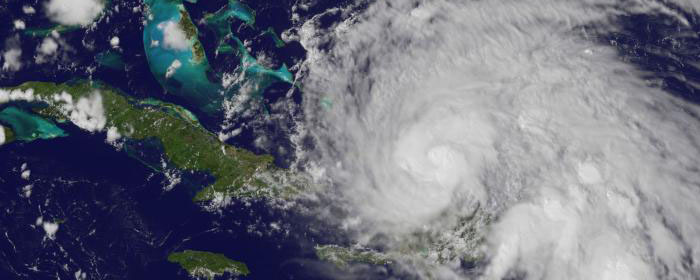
(0, 124, 341, 280)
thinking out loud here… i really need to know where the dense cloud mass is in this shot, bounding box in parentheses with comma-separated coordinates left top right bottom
(299, 0, 700, 279)
(44, 0, 104, 26)
(158, 21, 190, 51)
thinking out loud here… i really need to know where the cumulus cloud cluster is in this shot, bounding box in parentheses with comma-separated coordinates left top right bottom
(52, 91, 106, 132)
(0, 88, 36, 103)
(157, 21, 189, 51)
(299, 0, 700, 279)
(44, 0, 104, 26)
(2, 36, 23, 72)
(35, 37, 59, 64)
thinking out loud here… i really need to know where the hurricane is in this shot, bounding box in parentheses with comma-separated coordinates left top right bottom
(298, 0, 700, 278)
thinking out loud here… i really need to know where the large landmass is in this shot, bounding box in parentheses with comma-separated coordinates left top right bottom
(0, 81, 277, 201)
(168, 250, 250, 280)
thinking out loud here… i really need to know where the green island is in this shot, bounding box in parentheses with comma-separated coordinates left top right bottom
(315, 245, 391, 269)
(178, 9, 206, 63)
(24, 24, 81, 37)
(168, 250, 250, 279)
(3, 81, 277, 201)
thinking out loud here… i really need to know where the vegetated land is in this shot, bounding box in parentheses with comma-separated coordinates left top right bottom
(315, 244, 392, 269)
(8, 81, 275, 201)
(168, 250, 250, 279)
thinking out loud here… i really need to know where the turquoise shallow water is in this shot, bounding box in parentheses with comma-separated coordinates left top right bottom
(96, 51, 126, 70)
(0, 107, 68, 141)
(143, 0, 223, 114)
(142, 0, 294, 116)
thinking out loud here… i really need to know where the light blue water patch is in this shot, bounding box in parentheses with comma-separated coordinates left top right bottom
(0, 107, 68, 141)
(203, 0, 255, 55)
(143, 0, 296, 117)
(96, 51, 125, 70)
(142, 0, 223, 114)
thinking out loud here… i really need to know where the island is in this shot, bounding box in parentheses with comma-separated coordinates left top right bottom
(315, 244, 391, 269)
(142, 0, 294, 117)
(0, 81, 282, 201)
(168, 250, 250, 279)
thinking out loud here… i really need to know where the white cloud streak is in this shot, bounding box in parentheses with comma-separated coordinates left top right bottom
(165, 59, 181, 78)
(299, 0, 700, 279)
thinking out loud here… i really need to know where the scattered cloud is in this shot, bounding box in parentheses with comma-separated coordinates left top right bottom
(21, 185, 32, 198)
(39, 38, 59, 55)
(45, 0, 104, 26)
(0, 88, 36, 103)
(35, 37, 59, 64)
(51, 91, 106, 132)
(21, 169, 31, 180)
(105, 126, 121, 144)
(59, 91, 106, 132)
(42, 222, 59, 240)
(109, 36, 119, 48)
(74, 270, 87, 280)
(2, 49, 22, 71)
(23, 5, 36, 15)
(13, 20, 26, 30)
(2, 37, 22, 72)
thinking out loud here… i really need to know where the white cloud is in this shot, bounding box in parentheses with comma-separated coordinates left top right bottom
(0, 88, 36, 103)
(13, 20, 26, 30)
(39, 37, 58, 55)
(105, 126, 121, 144)
(45, 0, 104, 26)
(110, 36, 120, 47)
(0, 125, 5, 145)
(21, 185, 32, 198)
(300, 0, 700, 278)
(74, 270, 86, 280)
(165, 59, 181, 78)
(68, 92, 106, 132)
(157, 21, 189, 50)
(23, 5, 36, 14)
(35, 37, 59, 64)
(51, 90, 106, 132)
(2, 49, 22, 72)
(42, 222, 59, 240)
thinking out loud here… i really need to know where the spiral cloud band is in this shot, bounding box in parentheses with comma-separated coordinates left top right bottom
(299, 0, 700, 278)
